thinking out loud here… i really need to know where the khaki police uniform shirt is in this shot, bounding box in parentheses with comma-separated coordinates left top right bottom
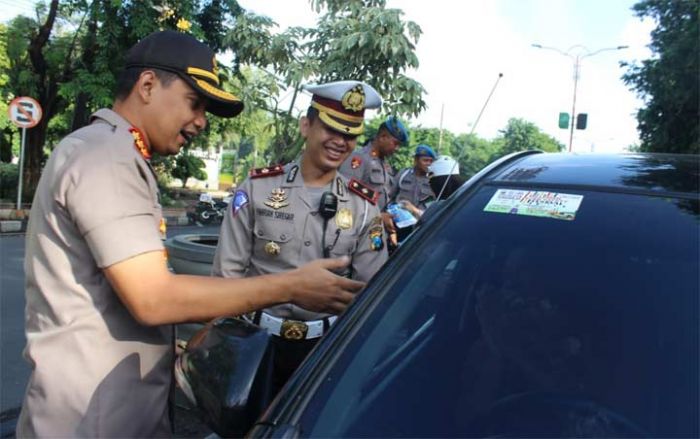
(18, 109, 172, 438)
(395, 167, 435, 211)
(212, 162, 387, 321)
(339, 144, 397, 210)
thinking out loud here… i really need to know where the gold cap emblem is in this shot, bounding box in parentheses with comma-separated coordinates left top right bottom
(341, 85, 366, 112)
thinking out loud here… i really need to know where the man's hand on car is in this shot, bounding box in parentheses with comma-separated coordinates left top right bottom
(289, 257, 365, 314)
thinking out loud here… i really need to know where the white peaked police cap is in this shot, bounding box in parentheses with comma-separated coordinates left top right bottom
(429, 155, 460, 177)
(303, 80, 382, 136)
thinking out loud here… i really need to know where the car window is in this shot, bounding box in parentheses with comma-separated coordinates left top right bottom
(302, 185, 699, 438)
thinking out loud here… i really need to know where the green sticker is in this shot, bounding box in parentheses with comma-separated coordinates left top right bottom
(484, 189, 584, 221)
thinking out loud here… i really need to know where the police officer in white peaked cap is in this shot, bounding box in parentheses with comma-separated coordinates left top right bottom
(213, 80, 388, 399)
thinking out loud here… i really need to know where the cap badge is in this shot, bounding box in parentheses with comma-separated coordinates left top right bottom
(341, 85, 365, 112)
(264, 188, 290, 210)
(336, 208, 353, 230)
(264, 241, 281, 256)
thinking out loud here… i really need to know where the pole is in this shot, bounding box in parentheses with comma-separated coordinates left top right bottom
(568, 55, 580, 152)
(531, 44, 628, 154)
(17, 127, 26, 210)
(438, 103, 444, 152)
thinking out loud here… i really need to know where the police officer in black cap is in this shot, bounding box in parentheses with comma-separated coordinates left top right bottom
(18, 30, 362, 438)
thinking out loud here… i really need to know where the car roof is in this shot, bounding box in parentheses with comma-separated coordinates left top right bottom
(484, 152, 700, 197)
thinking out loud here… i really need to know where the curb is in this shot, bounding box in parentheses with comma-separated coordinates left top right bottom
(0, 220, 23, 233)
(165, 215, 192, 226)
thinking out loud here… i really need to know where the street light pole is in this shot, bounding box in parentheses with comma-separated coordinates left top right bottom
(531, 43, 628, 152)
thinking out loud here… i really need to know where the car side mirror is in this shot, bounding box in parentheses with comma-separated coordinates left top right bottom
(175, 317, 273, 437)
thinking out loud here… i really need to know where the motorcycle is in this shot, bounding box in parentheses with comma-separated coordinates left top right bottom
(190, 194, 229, 225)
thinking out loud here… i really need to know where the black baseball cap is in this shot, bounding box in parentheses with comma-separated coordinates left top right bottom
(125, 30, 244, 118)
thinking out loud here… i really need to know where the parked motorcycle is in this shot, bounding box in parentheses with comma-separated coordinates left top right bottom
(190, 193, 228, 225)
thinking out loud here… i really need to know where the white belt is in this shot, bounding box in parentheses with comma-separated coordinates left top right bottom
(246, 312, 338, 340)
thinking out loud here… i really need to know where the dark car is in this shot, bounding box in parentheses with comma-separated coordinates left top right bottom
(182, 152, 699, 438)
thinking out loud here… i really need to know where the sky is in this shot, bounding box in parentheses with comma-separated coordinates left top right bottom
(238, 0, 655, 153)
(2, 0, 655, 153)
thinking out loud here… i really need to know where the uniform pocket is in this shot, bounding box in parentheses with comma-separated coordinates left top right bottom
(328, 228, 358, 258)
(369, 168, 384, 184)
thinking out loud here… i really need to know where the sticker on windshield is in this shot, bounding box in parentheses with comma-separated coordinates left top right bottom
(484, 189, 583, 221)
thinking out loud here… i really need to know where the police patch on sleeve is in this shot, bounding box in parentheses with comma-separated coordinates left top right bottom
(368, 216, 384, 251)
(231, 190, 249, 216)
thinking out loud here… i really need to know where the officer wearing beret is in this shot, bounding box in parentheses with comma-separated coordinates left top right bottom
(395, 144, 437, 212)
(339, 115, 408, 211)
(18, 31, 362, 438)
(213, 80, 388, 395)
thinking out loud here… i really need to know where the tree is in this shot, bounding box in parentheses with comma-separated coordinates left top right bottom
(224, 0, 426, 163)
(495, 118, 564, 155)
(2, 0, 254, 199)
(622, 0, 699, 154)
(171, 150, 207, 188)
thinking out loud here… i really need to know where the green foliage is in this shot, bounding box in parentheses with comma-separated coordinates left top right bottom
(0, 162, 18, 199)
(172, 150, 207, 188)
(221, 0, 426, 163)
(496, 118, 564, 155)
(622, 0, 699, 154)
(151, 155, 175, 192)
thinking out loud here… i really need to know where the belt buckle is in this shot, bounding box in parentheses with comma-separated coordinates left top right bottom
(281, 320, 308, 340)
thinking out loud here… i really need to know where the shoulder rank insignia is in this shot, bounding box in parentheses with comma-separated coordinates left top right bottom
(250, 164, 284, 179)
(348, 178, 379, 205)
(351, 156, 362, 169)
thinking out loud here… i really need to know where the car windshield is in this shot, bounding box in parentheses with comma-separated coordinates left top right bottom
(300, 184, 699, 438)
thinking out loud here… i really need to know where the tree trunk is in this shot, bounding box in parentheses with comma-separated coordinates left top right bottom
(22, 0, 59, 200)
(70, 4, 99, 132)
(0, 128, 13, 163)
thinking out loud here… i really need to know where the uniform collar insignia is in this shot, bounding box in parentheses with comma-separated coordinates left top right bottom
(129, 127, 151, 160)
(287, 165, 299, 183)
(336, 177, 345, 197)
(265, 188, 290, 210)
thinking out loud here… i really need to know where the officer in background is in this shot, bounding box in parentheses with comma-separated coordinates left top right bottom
(394, 144, 437, 211)
(340, 115, 408, 247)
(213, 80, 388, 395)
(392, 144, 436, 242)
(339, 115, 408, 210)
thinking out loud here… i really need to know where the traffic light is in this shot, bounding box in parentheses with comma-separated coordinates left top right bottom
(576, 113, 588, 130)
(558, 112, 569, 129)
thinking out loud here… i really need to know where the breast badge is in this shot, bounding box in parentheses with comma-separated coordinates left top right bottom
(264, 188, 290, 210)
(336, 208, 353, 230)
(265, 241, 281, 256)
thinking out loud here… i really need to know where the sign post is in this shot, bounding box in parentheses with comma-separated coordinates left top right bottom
(8, 96, 42, 210)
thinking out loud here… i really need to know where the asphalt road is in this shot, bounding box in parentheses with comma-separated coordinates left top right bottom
(0, 223, 221, 437)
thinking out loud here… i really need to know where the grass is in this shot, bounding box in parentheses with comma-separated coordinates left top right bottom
(219, 173, 233, 185)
